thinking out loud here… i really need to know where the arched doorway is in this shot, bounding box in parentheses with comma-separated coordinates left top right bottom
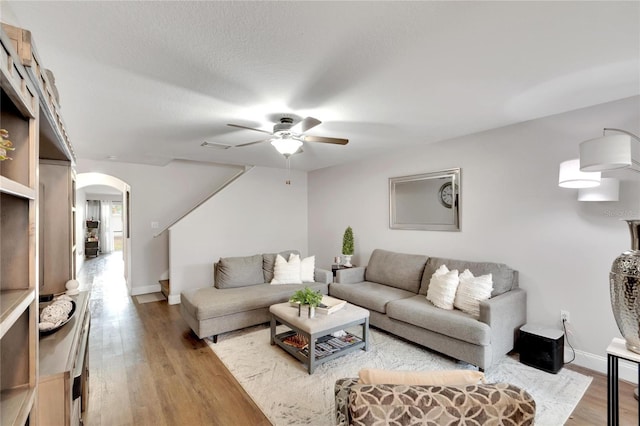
(76, 173, 132, 292)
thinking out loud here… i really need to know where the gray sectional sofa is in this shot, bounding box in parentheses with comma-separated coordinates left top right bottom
(330, 249, 526, 370)
(180, 250, 331, 342)
(180, 247, 525, 370)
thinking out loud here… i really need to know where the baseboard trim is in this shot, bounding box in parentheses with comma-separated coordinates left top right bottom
(130, 284, 161, 296)
(572, 348, 638, 384)
(168, 294, 181, 305)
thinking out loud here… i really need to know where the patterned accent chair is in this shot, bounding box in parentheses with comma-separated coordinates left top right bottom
(335, 378, 536, 425)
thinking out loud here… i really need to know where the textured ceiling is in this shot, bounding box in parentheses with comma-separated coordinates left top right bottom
(3, 1, 639, 171)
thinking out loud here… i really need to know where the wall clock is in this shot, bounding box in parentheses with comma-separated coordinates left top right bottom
(438, 182, 454, 208)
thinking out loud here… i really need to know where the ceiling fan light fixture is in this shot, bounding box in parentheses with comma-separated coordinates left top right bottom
(271, 137, 302, 156)
(227, 115, 348, 151)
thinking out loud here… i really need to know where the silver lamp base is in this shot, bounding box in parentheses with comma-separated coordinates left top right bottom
(610, 221, 640, 355)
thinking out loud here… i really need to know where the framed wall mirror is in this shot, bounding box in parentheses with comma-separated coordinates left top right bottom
(389, 168, 461, 231)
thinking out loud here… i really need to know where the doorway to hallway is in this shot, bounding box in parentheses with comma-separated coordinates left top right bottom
(76, 172, 131, 292)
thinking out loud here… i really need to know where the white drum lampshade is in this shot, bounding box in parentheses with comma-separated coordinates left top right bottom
(578, 178, 620, 201)
(580, 134, 640, 172)
(558, 158, 601, 188)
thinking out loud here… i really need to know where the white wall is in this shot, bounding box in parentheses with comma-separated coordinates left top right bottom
(308, 96, 640, 379)
(169, 166, 308, 304)
(76, 159, 243, 295)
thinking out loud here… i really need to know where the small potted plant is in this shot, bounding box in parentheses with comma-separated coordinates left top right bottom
(342, 226, 354, 267)
(290, 287, 323, 318)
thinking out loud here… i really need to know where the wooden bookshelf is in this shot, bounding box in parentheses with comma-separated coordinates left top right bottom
(1, 20, 81, 425)
(0, 23, 39, 425)
(4, 23, 77, 294)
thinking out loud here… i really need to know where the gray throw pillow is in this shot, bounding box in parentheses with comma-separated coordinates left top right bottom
(214, 254, 264, 289)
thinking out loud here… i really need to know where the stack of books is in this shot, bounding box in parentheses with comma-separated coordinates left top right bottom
(281, 333, 308, 349)
(300, 333, 362, 359)
(316, 296, 347, 315)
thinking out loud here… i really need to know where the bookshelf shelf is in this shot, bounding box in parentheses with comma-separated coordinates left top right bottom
(1, 384, 37, 426)
(0, 289, 34, 338)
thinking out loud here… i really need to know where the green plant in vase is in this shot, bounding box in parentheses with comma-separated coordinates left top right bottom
(290, 287, 323, 318)
(290, 287, 323, 306)
(342, 226, 354, 267)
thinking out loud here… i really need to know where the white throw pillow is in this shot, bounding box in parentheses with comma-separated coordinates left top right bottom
(426, 264, 459, 310)
(299, 255, 315, 282)
(454, 269, 493, 317)
(270, 254, 302, 284)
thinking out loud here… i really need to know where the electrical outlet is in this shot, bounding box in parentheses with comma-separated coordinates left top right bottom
(561, 310, 570, 323)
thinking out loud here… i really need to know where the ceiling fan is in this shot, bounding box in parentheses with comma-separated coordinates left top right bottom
(203, 116, 349, 157)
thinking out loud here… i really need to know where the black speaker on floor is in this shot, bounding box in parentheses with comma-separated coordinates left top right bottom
(518, 324, 564, 374)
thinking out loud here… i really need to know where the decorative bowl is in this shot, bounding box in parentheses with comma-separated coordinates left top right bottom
(39, 300, 76, 335)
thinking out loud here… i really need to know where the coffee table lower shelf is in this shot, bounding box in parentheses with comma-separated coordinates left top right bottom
(276, 330, 364, 359)
(272, 330, 367, 374)
(269, 304, 370, 374)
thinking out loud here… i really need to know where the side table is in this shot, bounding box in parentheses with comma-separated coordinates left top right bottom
(607, 337, 640, 425)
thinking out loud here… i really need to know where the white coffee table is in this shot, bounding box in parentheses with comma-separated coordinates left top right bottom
(269, 301, 370, 374)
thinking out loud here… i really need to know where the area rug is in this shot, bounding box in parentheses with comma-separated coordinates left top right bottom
(209, 325, 591, 426)
(135, 292, 166, 304)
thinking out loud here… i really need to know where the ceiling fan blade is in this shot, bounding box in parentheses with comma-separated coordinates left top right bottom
(201, 141, 232, 150)
(291, 116, 322, 133)
(227, 123, 273, 135)
(303, 135, 349, 145)
(235, 138, 272, 148)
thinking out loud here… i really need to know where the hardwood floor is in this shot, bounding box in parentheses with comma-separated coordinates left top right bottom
(79, 253, 271, 426)
(79, 253, 637, 425)
(565, 363, 637, 425)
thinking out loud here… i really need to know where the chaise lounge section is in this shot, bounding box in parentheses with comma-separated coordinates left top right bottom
(181, 250, 331, 342)
(330, 249, 526, 370)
